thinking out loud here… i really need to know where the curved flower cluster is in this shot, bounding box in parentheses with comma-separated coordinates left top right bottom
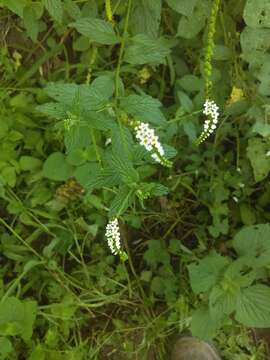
(198, 99, 219, 143)
(105, 218, 121, 255)
(134, 122, 171, 167)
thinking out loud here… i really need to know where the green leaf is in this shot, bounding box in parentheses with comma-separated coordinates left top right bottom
(244, 0, 270, 28)
(124, 34, 170, 65)
(178, 75, 204, 93)
(43, 152, 73, 181)
(23, 5, 39, 42)
(0, 337, 13, 359)
(240, 27, 270, 65)
(43, 0, 63, 23)
(71, 17, 120, 45)
(177, 2, 209, 39)
(252, 121, 270, 137)
(191, 305, 221, 340)
(232, 224, 270, 260)
(74, 163, 98, 187)
(109, 187, 133, 218)
(247, 137, 270, 182)
(66, 149, 87, 166)
(236, 285, 270, 327)
(1, 167, 16, 187)
(19, 156, 42, 171)
(120, 94, 166, 125)
(1, 0, 28, 17)
(209, 285, 238, 321)
(257, 62, 270, 96)
(165, 0, 197, 16)
(188, 252, 230, 294)
(144, 240, 170, 268)
(64, 0, 81, 20)
(130, 0, 162, 38)
(36, 102, 67, 119)
(239, 204, 256, 225)
(0, 297, 37, 341)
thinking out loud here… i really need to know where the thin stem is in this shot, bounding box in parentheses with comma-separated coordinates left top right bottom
(115, 0, 132, 99)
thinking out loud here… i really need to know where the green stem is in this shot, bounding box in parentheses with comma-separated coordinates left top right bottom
(115, 0, 132, 99)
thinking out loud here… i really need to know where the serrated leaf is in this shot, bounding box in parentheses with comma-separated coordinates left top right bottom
(191, 305, 222, 340)
(36, 102, 67, 119)
(247, 137, 270, 182)
(120, 94, 166, 125)
(43, 152, 73, 181)
(83, 167, 121, 190)
(188, 252, 230, 294)
(166, 0, 197, 16)
(236, 285, 270, 327)
(244, 0, 270, 28)
(43, 0, 63, 23)
(124, 34, 170, 65)
(71, 17, 120, 45)
(209, 285, 238, 321)
(109, 187, 133, 218)
(45, 83, 79, 105)
(130, 0, 162, 38)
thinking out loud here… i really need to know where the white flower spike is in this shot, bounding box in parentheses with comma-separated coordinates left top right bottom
(134, 122, 171, 167)
(105, 218, 121, 255)
(197, 99, 220, 143)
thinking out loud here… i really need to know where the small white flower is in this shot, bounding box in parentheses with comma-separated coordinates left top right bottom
(105, 137, 112, 146)
(266, 150, 270, 157)
(134, 122, 166, 164)
(198, 99, 220, 143)
(105, 218, 121, 255)
(233, 196, 239, 203)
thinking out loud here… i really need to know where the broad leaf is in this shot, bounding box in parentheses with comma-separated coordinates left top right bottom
(124, 34, 170, 65)
(232, 224, 270, 266)
(43, 0, 63, 23)
(191, 305, 221, 340)
(120, 94, 166, 125)
(72, 17, 120, 45)
(109, 187, 133, 218)
(243, 0, 270, 28)
(209, 285, 238, 321)
(236, 285, 270, 327)
(247, 138, 270, 182)
(0, 297, 37, 341)
(177, 1, 209, 39)
(130, 0, 162, 38)
(166, 0, 197, 16)
(43, 152, 73, 181)
(188, 252, 230, 294)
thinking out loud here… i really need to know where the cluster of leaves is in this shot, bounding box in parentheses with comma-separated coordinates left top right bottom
(0, 0, 269, 359)
(189, 224, 270, 339)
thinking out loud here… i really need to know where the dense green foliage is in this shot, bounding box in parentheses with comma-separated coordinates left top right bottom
(0, 0, 270, 358)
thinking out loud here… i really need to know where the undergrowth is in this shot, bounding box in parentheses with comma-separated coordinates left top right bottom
(0, 0, 270, 359)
